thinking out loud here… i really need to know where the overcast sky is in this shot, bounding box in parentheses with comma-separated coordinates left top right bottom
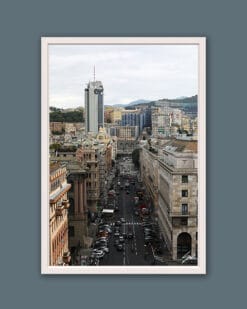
(49, 44, 198, 108)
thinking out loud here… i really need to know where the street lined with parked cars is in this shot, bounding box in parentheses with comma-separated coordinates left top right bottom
(87, 155, 168, 266)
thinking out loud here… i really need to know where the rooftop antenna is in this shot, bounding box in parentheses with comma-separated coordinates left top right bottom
(93, 65, 96, 82)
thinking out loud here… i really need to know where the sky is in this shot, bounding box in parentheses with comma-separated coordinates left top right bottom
(49, 44, 198, 108)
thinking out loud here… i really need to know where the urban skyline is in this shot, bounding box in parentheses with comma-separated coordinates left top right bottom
(49, 44, 198, 108)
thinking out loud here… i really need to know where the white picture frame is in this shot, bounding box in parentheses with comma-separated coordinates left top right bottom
(41, 37, 206, 275)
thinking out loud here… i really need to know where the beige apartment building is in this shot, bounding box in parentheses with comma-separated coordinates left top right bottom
(104, 107, 114, 123)
(50, 122, 64, 133)
(96, 127, 113, 198)
(158, 139, 198, 260)
(139, 145, 159, 212)
(140, 138, 198, 261)
(109, 107, 124, 123)
(49, 162, 71, 265)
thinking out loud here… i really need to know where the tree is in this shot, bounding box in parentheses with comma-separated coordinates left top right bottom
(50, 143, 61, 151)
(50, 109, 84, 122)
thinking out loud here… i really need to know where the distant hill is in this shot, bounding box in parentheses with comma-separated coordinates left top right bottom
(105, 95, 197, 114)
(105, 104, 126, 108)
(105, 99, 151, 108)
(127, 95, 198, 115)
(159, 95, 197, 104)
(152, 95, 198, 116)
(127, 99, 151, 106)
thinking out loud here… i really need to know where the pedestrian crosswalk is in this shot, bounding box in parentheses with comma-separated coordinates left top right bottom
(109, 222, 142, 226)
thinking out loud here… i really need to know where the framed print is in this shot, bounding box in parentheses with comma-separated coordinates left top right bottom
(41, 37, 206, 274)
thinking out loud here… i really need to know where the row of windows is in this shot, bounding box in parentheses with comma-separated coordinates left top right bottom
(57, 154, 76, 158)
(50, 176, 65, 192)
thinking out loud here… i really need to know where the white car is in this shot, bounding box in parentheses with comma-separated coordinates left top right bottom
(91, 250, 105, 259)
(99, 247, 110, 253)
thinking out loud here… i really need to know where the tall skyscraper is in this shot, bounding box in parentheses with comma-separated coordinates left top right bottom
(84, 80, 104, 133)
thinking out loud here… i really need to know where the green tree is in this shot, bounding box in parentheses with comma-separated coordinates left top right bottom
(50, 143, 61, 151)
(50, 109, 84, 122)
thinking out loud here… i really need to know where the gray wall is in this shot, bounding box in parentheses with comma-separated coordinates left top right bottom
(1, 0, 246, 308)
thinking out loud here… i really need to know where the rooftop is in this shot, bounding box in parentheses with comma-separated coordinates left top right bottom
(164, 139, 198, 153)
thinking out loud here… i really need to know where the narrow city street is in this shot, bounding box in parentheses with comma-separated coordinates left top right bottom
(94, 156, 168, 266)
(100, 181, 149, 265)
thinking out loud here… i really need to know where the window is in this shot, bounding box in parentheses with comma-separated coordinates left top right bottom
(182, 204, 188, 215)
(182, 175, 188, 183)
(182, 190, 188, 197)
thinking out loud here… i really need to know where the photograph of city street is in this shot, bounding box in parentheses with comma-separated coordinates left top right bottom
(42, 37, 206, 274)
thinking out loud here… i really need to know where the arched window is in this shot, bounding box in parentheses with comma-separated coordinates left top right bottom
(177, 232, 191, 259)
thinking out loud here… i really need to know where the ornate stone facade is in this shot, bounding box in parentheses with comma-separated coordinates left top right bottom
(139, 138, 198, 261)
(49, 162, 71, 265)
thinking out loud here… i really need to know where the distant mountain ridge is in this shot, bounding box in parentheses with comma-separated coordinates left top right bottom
(105, 95, 197, 108)
(126, 95, 198, 115)
(158, 95, 197, 104)
(127, 99, 151, 106)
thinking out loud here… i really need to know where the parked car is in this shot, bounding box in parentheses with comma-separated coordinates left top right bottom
(119, 235, 124, 243)
(128, 233, 133, 239)
(99, 227, 112, 233)
(120, 218, 126, 223)
(99, 246, 110, 253)
(122, 232, 127, 239)
(114, 239, 120, 246)
(116, 244, 123, 251)
(96, 237, 108, 241)
(91, 250, 105, 259)
(95, 240, 108, 247)
(97, 231, 109, 237)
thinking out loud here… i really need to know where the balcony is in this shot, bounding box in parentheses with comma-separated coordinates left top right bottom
(62, 199, 70, 209)
(55, 205, 64, 216)
(170, 211, 197, 218)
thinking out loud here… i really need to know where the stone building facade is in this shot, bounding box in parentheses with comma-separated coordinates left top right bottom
(158, 139, 198, 260)
(109, 107, 123, 124)
(49, 162, 71, 265)
(139, 138, 198, 261)
(139, 145, 159, 212)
